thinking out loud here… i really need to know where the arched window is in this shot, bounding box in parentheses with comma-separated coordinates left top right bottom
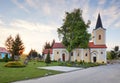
(99, 35, 101, 40)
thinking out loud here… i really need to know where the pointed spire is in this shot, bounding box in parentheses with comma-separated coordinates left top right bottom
(95, 13, 103, 29)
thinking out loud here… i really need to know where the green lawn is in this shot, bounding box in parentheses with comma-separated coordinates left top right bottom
(0, 61, 61, 83)
(0, 60, 105, 83)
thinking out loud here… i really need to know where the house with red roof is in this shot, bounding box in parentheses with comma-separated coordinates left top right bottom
(0, 47, 11, 59)
(43, 14, 107, 63)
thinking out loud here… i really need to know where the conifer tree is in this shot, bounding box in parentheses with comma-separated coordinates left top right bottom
(45, 51, 51, 64)
(12, 34, 25, 60)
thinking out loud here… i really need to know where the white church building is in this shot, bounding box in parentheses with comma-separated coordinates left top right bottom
(43, 14, 107, 63)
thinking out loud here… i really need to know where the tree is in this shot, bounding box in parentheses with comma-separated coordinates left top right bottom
(28, 49, 38, 58)
(57, 9, 91, 61)
(107, 51, 112, 60)
(114, 46, 119, 58)
(45, 51, 51, 64)
(110, 46, 120, 59)
(44, 42, 51, 49)
(110, 50, 116, 59)
(43, 39, 55, 50)
(12, 34, 25, 60)
(51, 39, 55, 48)
(5, 35, 14, 54)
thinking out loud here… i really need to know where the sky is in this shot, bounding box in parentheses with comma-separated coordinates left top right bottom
(0, 0, 120, 54)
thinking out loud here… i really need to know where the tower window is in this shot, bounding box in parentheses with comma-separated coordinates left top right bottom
(57, 52, 59, 54)
(99, 35, 101, 40)
(85, 53, 87, 56)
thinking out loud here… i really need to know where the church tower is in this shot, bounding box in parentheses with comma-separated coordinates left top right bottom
(92, 13, 106, 45)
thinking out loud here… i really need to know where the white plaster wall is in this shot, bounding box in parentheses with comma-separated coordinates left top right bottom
(90, 48, 107, 63)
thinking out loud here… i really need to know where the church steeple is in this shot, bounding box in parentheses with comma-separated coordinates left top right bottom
(92, 13, 106, 45)
(95, 13, 103, 29)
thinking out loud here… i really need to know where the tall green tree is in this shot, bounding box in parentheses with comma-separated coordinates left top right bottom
(5, 35, 14, 54)
(57, 9, 91, 61)
(45, 51, 51, 64)
(12, 34, 25, 60)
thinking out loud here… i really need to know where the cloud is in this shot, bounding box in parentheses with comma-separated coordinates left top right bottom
(98, 0, 106, 5)
(0, 19, 59, 54)
(0, 19, 4, 25)
(1, 0, 120, 53)
(115, 21, 120, 28)
(10, 19, 56, 32)
(12, 0, 30, 13)
(25, 0, 52, 15)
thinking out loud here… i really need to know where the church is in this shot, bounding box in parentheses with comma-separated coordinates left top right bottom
(43, 14, 107, 63)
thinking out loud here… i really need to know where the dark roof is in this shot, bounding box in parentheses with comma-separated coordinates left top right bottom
(95, 13, 105, 30)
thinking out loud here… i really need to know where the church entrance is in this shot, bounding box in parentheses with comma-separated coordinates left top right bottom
(91, 51, 98, 63)
(93, 57, 96, 62)
(62, 53, 65, 61)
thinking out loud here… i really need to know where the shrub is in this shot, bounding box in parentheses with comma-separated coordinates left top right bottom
(66, 63, 72, 67)
(0, 58, 12, 62)
(4, 61, 25, 68)
(0, 59, 5, 62)
(4, 54, 9, 62)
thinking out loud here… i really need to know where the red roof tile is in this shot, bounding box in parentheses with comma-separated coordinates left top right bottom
(53, 43, 65, 48)
(0, 47, 9, 53)
(43, 49, 52, 54)
(89, 42, 107, 48)
(52, 42, 107, 49)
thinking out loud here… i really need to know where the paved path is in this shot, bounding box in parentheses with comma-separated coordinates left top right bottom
(38, 66, 83, 72)
(13, 64, 120, 83)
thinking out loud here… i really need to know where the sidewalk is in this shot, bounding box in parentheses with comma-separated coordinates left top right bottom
(38, 66, 83, 72)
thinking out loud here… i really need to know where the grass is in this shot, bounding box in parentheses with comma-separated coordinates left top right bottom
(0, 61, 61, 83)
(0, 59, 105, 83)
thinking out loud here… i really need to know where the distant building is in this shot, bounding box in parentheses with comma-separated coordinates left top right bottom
(43, 14, 107, 63)
(0, 47, 11, 59)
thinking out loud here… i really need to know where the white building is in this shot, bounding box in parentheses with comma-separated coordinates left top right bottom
(43, 14, 107, 63)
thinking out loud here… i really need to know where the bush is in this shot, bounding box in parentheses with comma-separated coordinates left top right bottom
(4, 61, 25, 68)
(4, 54, 9, 62)
(0, 58, 12, 62)
(0, 59, 5, 62)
